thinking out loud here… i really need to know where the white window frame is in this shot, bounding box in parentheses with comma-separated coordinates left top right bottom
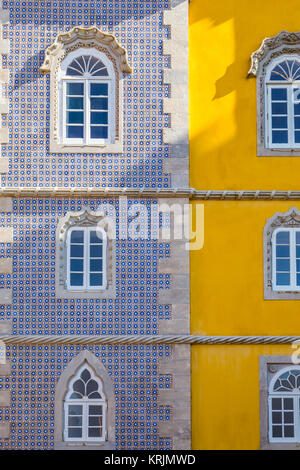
(268, 366, 300, 443)
(265, 55, 300, 149)
(58, 48, 115, 146)
(272, 227, 300, 291)
(66, 226, 107, 291)
(64, 364, 107, 443)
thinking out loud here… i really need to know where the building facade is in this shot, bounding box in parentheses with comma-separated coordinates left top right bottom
(190, 0, 300, 450)
(0, 0, 191, 450)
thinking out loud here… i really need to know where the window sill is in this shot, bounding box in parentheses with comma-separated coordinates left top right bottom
(55, 441, 115, 450)
(258, 146, 300, 157)
(50, 140, 123, 155)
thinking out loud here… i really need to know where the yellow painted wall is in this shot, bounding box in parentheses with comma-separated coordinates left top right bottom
(192, 344, 294, 450)
(191, 201, 300, 336)
(190, 0, 300, 190)
(189, 0, 300, 450)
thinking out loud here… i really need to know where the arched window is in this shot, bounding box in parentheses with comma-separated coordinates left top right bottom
(265, 56, 300, 149)
(64, 364, 107, 442)
(269, 366, 300, 442)
(59, 48, 115, 145)
(66, 225, 107, 291)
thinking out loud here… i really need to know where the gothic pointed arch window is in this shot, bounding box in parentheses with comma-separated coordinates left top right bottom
(40, 26, 131, 154)
(64, 364, 107, 442)
(268, 366, 300, 443)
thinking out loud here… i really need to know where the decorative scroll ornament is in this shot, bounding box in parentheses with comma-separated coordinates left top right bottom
(248, 30, 300, 77)
(267, 207, 300, 229)
(40, 25, 132, 74)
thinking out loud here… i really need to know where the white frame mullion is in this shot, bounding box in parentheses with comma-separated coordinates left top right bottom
(269, 394, 298, 443)
(288, 86, 295, 146)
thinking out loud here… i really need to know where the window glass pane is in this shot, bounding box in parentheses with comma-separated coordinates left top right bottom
(70, 259, 84, 272)
(70, 245, 84, 258)
(295, 117, 300, 130)
(90, 273, 103, 286)
(91, 112, 108, 125)
(67, 111, 84, 124)
(272, 116, 287, 129)
(276, 258, 290, 271)
(66, 97, 84, 110)
(276, 273, 290, 285)
(89, 416, 102, 426)
(68, 416, 82, 426)
(284, 412, 294, 424)
(296, 232, 300, 244)
(70, 273, 84, 286)
(88, 427, 102, 438)
(91, 126, 108, 139)
(272, 425, 282, 438)
(71, 230, 84, 243)
(295, 103, 300, 115)
(272, 102, 287, 114)
(296, 246, 300, 258)
(284, 398, 294, 409)
(295, 131, 300, 143)
(90, 83, 108, 96)
(272, 398, 282, 410)
(90, 97, 108, 110)
(68, 427, 82, 438)
(272, 130, 288, 144)
(284, 426, 294, 438)
(89, 405, 103, 415)
(272, 412, 282, 424)
(276, 231, 290, 244)
(90, 231, 102, 243)
(271, 88, 287, 100)
(276, 245, 290, 257)
(67, 126, 84, 139)
(67, 82, 84, 95)
(90, 259, 103, 272)
(68, 405, 83, 415)
(90, 245, 103, 257)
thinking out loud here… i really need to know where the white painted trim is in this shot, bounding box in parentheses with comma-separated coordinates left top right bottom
(66, 226, 107, 291)
(265, 54, 300, 149)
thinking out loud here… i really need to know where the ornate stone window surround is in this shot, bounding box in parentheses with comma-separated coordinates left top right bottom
(56, 209, 116, 299)
(248, 31, 300, 156)
(260, 355, 300, 450)
(55, 350, 115, 450)
(264, 207, 300, 300)
(40, 26, 131, 154)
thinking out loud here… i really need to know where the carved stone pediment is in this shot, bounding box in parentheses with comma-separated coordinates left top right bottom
(40, 25, 132, 74)
(267, 207, 300, 229)
(248, 30, 300, 77)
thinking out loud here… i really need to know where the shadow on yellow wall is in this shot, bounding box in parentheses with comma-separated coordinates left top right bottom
(190, 0, 300, 190)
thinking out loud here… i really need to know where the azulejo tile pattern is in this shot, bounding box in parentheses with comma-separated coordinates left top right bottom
(1, 0, 170, 189)
(0, 0, 191, 451)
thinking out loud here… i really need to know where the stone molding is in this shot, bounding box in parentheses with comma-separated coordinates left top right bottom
(163, 0, 189, 188)
(40, 26, 131, 154)
(5, 188, 300, 200)
(0, 423, 9, 439)
(263, 207, 300, 300)
(40, 26, 131, 74)
(0, 391, 10, 407)
(248, 31, 300, 77)
(158, 345, 191, 450)
(54, 350, 115, 450)
(0, 289, 11, 305)
(55, 209, 116, 299)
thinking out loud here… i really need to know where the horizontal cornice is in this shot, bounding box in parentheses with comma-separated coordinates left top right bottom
(2, 187, 300, 200)
(0, 334, 300, 345)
